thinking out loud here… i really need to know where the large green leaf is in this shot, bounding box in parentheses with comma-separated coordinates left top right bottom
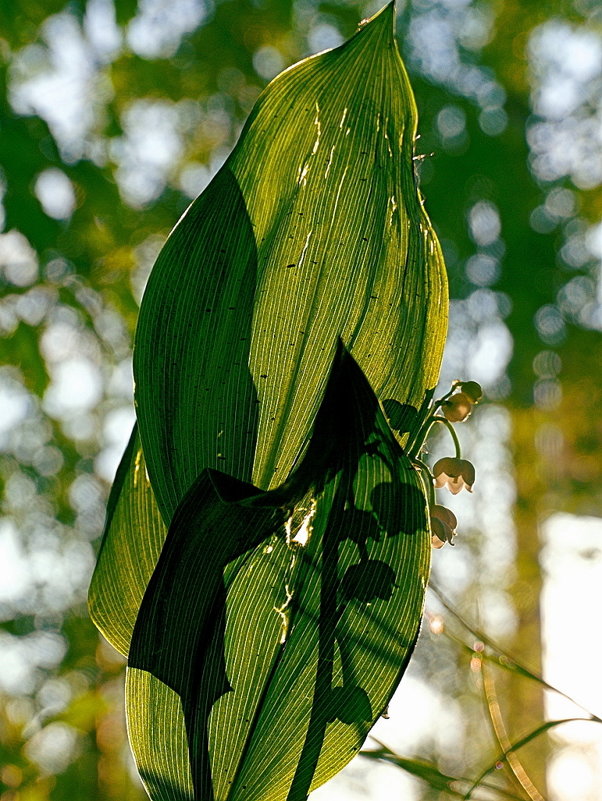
(88, 423, 166, 656)
(126, 347, 430, 801)
(91, 5, 449, 799)
(133, 1, 448, 524)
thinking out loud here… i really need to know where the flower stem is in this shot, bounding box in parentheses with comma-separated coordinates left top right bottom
(432, 383, 459, 410)
(429, 416, 462, 459)
(407, 388, 463, 460)
(407, 417, 431, 459)
(414, 458, 435, 507)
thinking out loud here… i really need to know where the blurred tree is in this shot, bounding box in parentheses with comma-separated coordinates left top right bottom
(0, 0, 601, 799)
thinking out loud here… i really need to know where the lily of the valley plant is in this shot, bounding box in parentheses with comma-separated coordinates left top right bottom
(89, 3, 478, 800)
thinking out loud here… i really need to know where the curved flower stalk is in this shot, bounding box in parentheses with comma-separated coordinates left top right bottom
(89, 4, 451, 801)
(404, 379, 482, 549)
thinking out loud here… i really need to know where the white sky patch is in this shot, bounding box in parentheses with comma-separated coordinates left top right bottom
(467, 319, 513, 388)
(468, 200, 501, 247)
(127, 0, 211, 58)
(95, 405, 136, 481)
(542, 514, 602, 719)
(253, 46, 284, 81)
(68, 473, 104, 520)
(107, 357, 135, 400)
(407, 4, 500, 109)
(112, 100, 184, 206)
(437, 103, 466, 140)
(40, 320, 87, 363)
(83, 0, 122, 59)
(528, 21, 602, 188)
(0, 230, 39, 286)
(0, 382, 30, 440)
(529, 22, 602, 120)
(585, 222, 602, 307)
(548, 748, 600, 801)
(586, 222, 602, 262)
(179, 162, 211, 199)
(367, 675, 464, 756)
(308, 24, 344, 54)
(0, 630, 66, 695)
(43, 358, 103, 417)
(311, 758, 418, 801)
(465, 252, 500, 286)
(22, 539, 88, 611)
(25, 721, 80, 775)
(34, 169, 76, 220)
(15, 287, 56, 327)
(0, 171, 6, 230)
(440, 294, 513, 395)
(541, 514, 602, 800)
(0, 520, 31, 603)
(38, 677, 73, 717)
(103, 405, 136, 445)
(9, 13, 100, 161)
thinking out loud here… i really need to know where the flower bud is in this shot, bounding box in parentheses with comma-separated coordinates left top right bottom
(459, 381, 483, 403)
(430, 504, 457, 547)
(430, 504, 457, 532)
(431, 531, 446, 549)
(442, 392, 473, 423)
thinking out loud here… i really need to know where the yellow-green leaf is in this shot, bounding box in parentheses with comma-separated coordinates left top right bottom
(133, 2, 448, 524)
(88, 424, 166, 656)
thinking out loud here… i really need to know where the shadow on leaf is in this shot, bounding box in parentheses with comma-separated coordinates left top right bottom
(128, 344, 429, 801)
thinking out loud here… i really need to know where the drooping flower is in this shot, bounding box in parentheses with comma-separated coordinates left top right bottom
(441, 391, 473, 423)
(430, 532, 445, 549)
(433, 457, 475, 494)
(429, 504, 457, 548)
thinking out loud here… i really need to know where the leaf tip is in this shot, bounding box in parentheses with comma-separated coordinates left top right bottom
(356, 1, 397, 43)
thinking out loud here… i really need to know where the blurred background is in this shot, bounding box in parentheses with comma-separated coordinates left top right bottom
(1, 0, 601, 799)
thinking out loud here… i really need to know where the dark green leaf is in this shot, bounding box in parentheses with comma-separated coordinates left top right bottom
(115, 0, 138, 26)
(126, 347, 430, 801)
(7, 322, 50, 396)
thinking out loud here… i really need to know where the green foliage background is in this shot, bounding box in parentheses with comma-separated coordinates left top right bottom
(0, 0, 601, 799)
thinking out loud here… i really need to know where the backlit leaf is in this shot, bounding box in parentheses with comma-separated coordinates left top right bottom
(92, 4, 450, 799)
(88, 424, 166, 656)
(126, 347, 430, 801)
(133, 1, 448, 524)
